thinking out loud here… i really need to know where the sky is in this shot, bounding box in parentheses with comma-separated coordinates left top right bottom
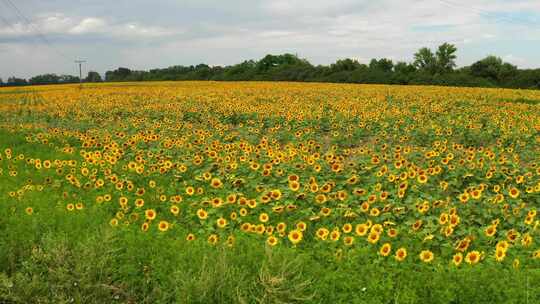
(0, 0, 539, 79)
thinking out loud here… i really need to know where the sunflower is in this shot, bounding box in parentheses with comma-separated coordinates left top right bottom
(145, 209, 157, 220)
(367, 231, 380, 244)
(25, 207, 33, 215)
(387, 228, 398, 238)
(419, 250, 434, 263)
(412, 220, 423, 231)
(216, 217, 228, 228)
(158, 220, 170, 232)
(496, 240, 509, 251)
(185, 186, 195, 195)
(276, 222, 287, 232)
(141, 222, 149, 232)
(135, 198, 145, 208)
(259, 213, 269, 223)
(508, 187, 520, 199)
(316, 228, 329, 240)
(484, 225, 497, 237)
(270, 189, 282, 200)
(320, 207, 332, 217)
(455, 238, 471, 252)
(495, 248, 506, 262)
(458, 193, 469, 203)
(443, 225, 454, 237)
(255, 224, 265, 235)
(506, 229, 520, 243)
(521, 233, 532, 247)
(338, 235, 352, 246)
(395, 248, 407, 261)
(207, 234, 219, 245)
(438, 213, 449, 225)
(452, 253, 463, 266)
(315, 194, 327, 204)
(196, 209, 208, 220)
(288, 229, 303, 245)
(371, 224, 383, 234)
(342, 223, 353, 234)
(266, 236, 278, 246)
(465, 250, 481, 265)
(379, 243, 392, 256)
(369, 208, 381, 217)
(170, 205, 180, 216)
(330, 230, 341, 242)
(288, 181, 300, 191)
(240, 223, 251, 232)
(449, 214, 460, 227)
(355, 223, 368, 236)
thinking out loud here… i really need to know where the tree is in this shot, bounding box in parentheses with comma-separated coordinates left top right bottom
(436, 43, 458, 73)
(85, 71, 103, 82)
(369, 58, 394, 73)
(105, 67, 132, 81)
(394, 61, 417, 74)
(256, 54, 307, 72)
(470, 56, 517, 84)
(330, 59, 362, 73)
(29, 74, 60, 85)
(7, 77, 27, 86)
(413, 47, 437, 74)
(59, 75, 80, 83)
(0, 77, 3, 86)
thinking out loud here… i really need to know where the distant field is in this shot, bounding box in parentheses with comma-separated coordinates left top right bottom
(1, 82, 540, 303)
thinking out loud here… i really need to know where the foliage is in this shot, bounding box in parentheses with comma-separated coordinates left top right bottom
(85, 71, 103, 83)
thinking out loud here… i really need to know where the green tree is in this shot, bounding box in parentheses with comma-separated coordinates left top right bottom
(413, 47, 437, 74)
(330, 59, 362, 72)
(436, 43, 458, 73)
(470, 56, 517, 84)
(85, 71, 103, 82)
(7, 77, 27, 86)
(369, 58, 394, 72)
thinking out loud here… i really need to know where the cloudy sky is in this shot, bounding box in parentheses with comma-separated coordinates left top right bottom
(1, 0, 539, 79)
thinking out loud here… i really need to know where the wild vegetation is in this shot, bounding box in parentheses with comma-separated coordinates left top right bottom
(1, 81, 540, 303)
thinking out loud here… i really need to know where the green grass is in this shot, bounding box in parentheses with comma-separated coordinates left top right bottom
(1, 220, 539, 303)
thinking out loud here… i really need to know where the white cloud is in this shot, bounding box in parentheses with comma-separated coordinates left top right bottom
(503, 54, 526, 66)
(0, 13, 176, 39)
(1, 0, 539, 78)
(69, 17, 106, 34)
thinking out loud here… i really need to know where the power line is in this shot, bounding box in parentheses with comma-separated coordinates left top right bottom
(1, 0, 72, 61)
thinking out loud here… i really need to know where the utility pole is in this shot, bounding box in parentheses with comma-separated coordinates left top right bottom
(75, 60, 86, 89)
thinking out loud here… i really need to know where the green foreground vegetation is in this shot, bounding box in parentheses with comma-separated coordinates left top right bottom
(1, 82, 540, 303)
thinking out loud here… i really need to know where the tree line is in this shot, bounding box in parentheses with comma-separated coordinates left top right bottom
(2, 43, 539, 89)
(0, 71, 103, 86)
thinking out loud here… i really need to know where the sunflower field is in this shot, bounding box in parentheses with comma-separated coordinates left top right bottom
(1, 81, 540, 303)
